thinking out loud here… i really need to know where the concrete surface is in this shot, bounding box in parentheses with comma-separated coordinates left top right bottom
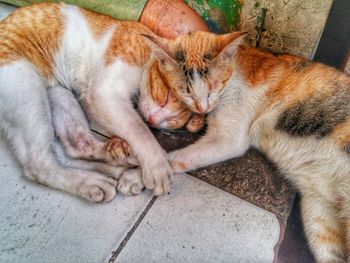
(0, 134, 280, 263)
(240, 0, 333, 59)
(0, 138, 153, 263)
(115, 174, 279, 263)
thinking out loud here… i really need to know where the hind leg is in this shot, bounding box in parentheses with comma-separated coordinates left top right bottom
(301, 193, 346, 263)
(0, 61, 117, 202)
(48, 86, 138, 166)
(52, 139, 127, 180)
(54, 139, 144, 196)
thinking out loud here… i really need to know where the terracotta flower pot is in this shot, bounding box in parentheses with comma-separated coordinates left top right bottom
(2, 0, 208, 38)
(140, 0, 208, 39)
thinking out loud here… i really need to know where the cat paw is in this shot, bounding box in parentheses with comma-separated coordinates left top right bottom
(118, 169, 145, 196)
(142, 156, 174, 195)
(105, 136, 138, 166)
(78, 175, 118, 203)
(186, 114, 205, 132)
(168, 151, 188, 173)
(106, 135, 130, 159)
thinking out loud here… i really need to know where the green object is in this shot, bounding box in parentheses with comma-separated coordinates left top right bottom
(0, 0, 148, 20)
(255, 7, 267, 47)
(185, 0, 241, 33)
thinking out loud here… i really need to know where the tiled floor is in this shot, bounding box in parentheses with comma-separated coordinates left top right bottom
(0, 135, 279, 263)
(116, 174, 279, 263)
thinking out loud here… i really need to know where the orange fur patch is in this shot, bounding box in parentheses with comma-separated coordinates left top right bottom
(315, 217, 343, 245)
(330, 118, 350, 149)
(171, 161, 187, 172)
(173, 32, 243, 72)
(316, 233, 342, 245)
(175, 32, 218, 70)
(104, 21, 153, 66)
(79, 8, 116, 38)
(0, 3, 63, 79)
(266, 60, 347, 107)
(79, 4, 156, 66)
(148, 61, 170, 106)
(235, 46, 281, 87)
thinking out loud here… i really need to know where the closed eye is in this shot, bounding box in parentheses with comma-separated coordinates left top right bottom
(160, 90, 170, 107)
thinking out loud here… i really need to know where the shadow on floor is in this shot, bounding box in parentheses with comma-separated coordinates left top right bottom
(278, 194, 316, 263)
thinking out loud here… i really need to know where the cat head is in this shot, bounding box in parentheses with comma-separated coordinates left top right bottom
(142, 31, 247, 114)
(139, 59, 195, 130)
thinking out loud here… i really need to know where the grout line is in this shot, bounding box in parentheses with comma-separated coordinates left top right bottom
(107, 195, 158, 263)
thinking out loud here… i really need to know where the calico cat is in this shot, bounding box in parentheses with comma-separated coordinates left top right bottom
(0, 3, 206, 201)
(146, 30, 247, 114)
(117, 30, 350, 262)
(166, 32, 350, 263)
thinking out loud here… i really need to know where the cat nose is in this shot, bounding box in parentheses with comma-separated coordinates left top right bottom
(148, 116, 157, 125)
(148, 115, 162, 126)
(195, 102, 209, 113)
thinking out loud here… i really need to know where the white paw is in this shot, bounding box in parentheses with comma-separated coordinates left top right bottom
(118, 169, 144, 196)
(168, 151, 188, 173)
(79, 174, 118, 203)
(141, 155, 174, 195)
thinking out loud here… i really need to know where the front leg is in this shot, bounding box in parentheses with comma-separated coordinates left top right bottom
(169, 106, 250, 173)
(83, 88, 172, 195)
(49, 86, 137, 166)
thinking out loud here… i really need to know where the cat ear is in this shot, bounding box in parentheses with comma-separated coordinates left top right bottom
(217, 32, 248, 60)
(140, 34, 176, 66)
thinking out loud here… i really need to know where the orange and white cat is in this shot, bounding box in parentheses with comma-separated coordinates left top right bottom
(48, 63, 205, 196)
(0, 3, 206, 201)
(139, 59, 205, 132)
(166, 32, 350, 263)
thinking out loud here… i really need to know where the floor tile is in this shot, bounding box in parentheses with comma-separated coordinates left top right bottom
(114, 174, 280, 263)
(0, 137, 153, 263)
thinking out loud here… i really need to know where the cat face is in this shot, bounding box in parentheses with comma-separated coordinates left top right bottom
(143, 31, 247, 114)
(139, 60, 193, 130)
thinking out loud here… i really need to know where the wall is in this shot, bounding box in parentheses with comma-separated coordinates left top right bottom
(240, 0, 333, 59)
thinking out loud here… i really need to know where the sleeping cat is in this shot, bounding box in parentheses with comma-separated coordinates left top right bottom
(0, 2, 210, 201)
(167, 32, 350, 263)
(117, 30, 350, 262)
(146, 30, 247, 114)
(48, 72, 205, 196)
(139, 59, 205, 132)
